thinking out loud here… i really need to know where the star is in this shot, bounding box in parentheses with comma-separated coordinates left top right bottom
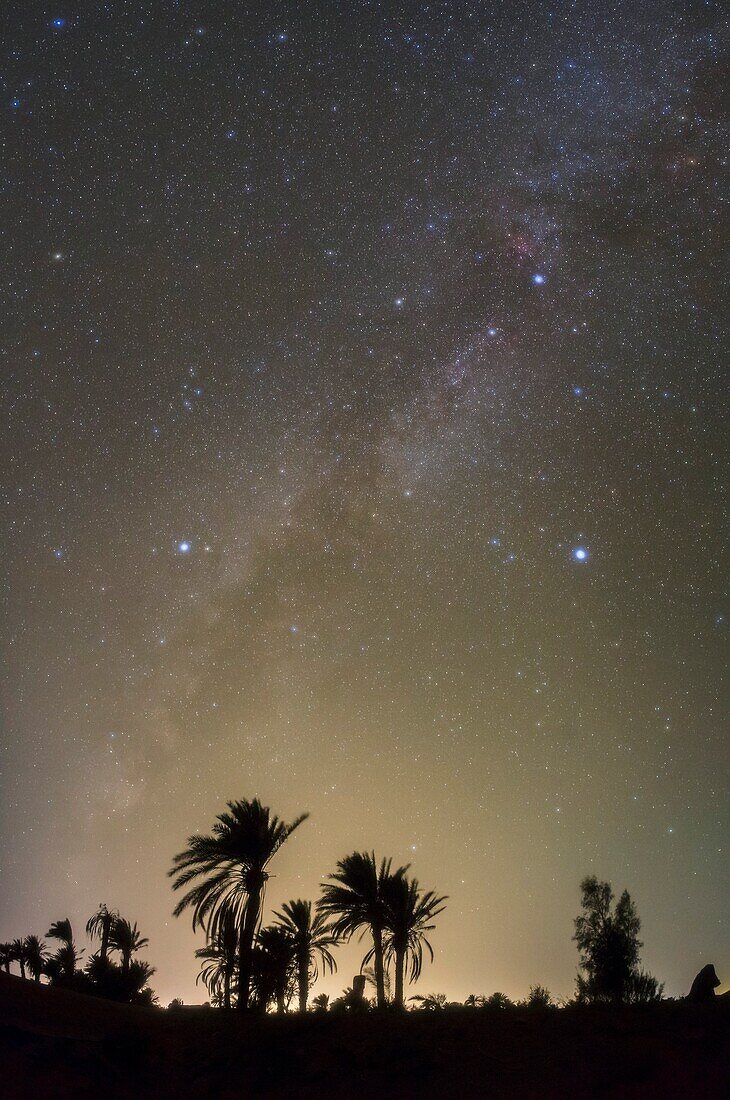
(572, 547, 589, 562)
(177, 541, 192, 554)
(531, 273, 546, 285)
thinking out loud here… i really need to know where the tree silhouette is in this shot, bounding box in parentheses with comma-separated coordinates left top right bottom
(10, 939, 27, 979)
(45, 919, 80, 978)
(311, 992, 330, 1013)
(109, 918, 149, 976)
(0, 943, 11, 974)
(251, 925, 297, 1012)
(23, 935, 48, 982)
(86, 904, 117, 963)
(573, 876, 661, 1005)
(169, 798, 308, 1010)
(319, 852, 407, 1008)
(85, 951, 157, 1004)
(411, 991, 448, 1010)
(376, 873, 447, 1008)
(526, 984, 553, 1009)
(196, 906, 239, 1008)
(273, 899, 337, 1012)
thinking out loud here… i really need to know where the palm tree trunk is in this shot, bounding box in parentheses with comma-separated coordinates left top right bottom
(372, 925, 386, 1008)
(223, 967, 231, 1010)
(19, 961, 26, 980)
(394, 947, 405, 1008)
(298, 949, 308, 1013)
(237, 885, 262, 1010)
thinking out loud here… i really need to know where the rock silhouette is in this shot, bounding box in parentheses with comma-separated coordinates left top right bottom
(687, 964, 721, 1003)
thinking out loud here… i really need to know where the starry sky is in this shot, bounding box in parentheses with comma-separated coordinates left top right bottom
(1, 1, 727, 1006)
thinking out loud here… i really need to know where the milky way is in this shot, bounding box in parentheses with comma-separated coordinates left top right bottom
(1, 2, 726, 1003)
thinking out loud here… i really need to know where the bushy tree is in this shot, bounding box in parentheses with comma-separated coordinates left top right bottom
(526, 984, 553, 1009)
(573, 876, 661, 1005)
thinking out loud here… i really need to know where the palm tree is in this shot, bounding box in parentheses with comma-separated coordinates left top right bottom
(378, 873, 447, 1008)
(109, 918, 149, 975)
(196, 906, 239, 1008)
(0, 943, 11, 974)
(311, 992, 330, 1013)
(86, 904, 117, 962)
(411, 991, 448, 1011)
(23, 936, 48, 982)
(46, 919, 80, 978)
(125, 959, 157, 1004)
(169, 798, 308, 1010)
(252, 926, 296, 1013)
(319, 852, 407, 1008)
(273, 899, 338, 1012)
(10, 939, 27, 979)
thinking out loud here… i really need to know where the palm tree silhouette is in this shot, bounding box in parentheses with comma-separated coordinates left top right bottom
(109, 918, 149, 975)
(273, 899, 338, 1012)
(169, 798, 308, 1010)
(86, 904, 117, 962)
(46, 919, 80, 977)
(10, 939, 27, 979)
(411, 991, 448, 1010)
(378, 873, 447, 1008)
(311, 992, 330, 1013)
(0, 943, 11, 974)
(196, 906, 239, 1008)
(23, 935, 48, 982)
(253, 925, 296, 1013)
(319, 852, 407, 1008)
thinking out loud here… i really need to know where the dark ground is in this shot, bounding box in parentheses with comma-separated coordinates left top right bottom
(1, 973, 728, 1098)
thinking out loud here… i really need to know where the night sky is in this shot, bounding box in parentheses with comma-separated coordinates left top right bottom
(1, 2, 727, 1006)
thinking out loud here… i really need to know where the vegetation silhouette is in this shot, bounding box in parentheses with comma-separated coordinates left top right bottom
(573, 876, 663, 1005)
(85, 903, 117, 962)
(371, 872, 447, 1008)
(273, 899, 338, 1012)
(3, 803, 729, 1097)
(195, 905, 239, 1008)
(3, 797, 726, 1025)
(169, 798, 308, 1011)
(319, 852, 406, 1009)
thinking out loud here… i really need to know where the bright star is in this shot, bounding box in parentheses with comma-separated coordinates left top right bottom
(532, 273, 546, 285)
(394, 297, 405, 307)
(52, 18, 66, 28)
(572, 547, 589, 562)
(177, 541, 191, 554)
